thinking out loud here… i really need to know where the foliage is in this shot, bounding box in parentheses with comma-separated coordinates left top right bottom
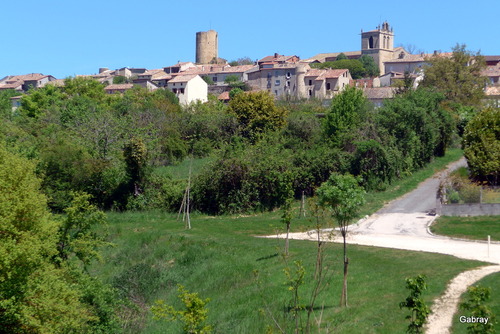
(56, 192, 111, 267)
(311, 59, 366, 79)
(323, 86, 368, 146)
(229, 91, 288, 140)
(421, 44, 487, 107)
(192, 140, 294, 214)
(460, 286, 495, 334)
(229, 87, 243, 99)
(152, 285, 212, 334)
(124, 137, 148, 196)
(399, 275, 430, 334)
(377, 88, 454, 173)
(201, 76, 214, 85)
(113, 75, 128, 84)
(317, 173, 365, 307)
(359, 55, 380, 77)
(0, 146, 103, 333)
(228, 57, 254, 66)
(463, 107, 500, 185)
(224, 74, 248, 90)
(336, 53, 348, 60)
(283, 261, 306, 332)
(0, 89, 21, 119)
(19, 84, 65, 118)
(351, 139, 394, 190)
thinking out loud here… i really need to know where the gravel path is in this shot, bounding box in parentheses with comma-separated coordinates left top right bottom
(262, 157, 500, 332)
(425, 265, 500, 334)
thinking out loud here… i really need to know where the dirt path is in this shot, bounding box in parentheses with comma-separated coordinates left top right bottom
(425, 265, 500, 334)
(262, 157, 500, 332)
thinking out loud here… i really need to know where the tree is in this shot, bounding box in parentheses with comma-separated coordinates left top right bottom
(124, 137, 148, 196)
(0, 89, 21, 119)
(228, 57, 254, 66)
(229, 91, 288, 140)
(359, 55, 380, 77)
(152, 285, 212, 334)
(0, 145, 97, 332)
(311, 59, 367, 79)
(56, 192, 110, 267)
(19, 84, 65, 118)
(202, 76, 214, 85)
(460, 286, 495, 334)
(317, 173, 365, 307)
(399, 275, 430, 334)
(112, 75, 127, 84)
(421, 44, 487, 107)
(336, 53, 348, 61)
(323, 86, 368, 146)
(224, 74, 247, 90)
(463, 107, 500, 185)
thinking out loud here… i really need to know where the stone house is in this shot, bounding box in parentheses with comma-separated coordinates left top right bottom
(303, 69, 352, 99)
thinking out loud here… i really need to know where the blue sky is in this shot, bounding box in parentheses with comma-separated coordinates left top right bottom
(1, 0, 498, 79)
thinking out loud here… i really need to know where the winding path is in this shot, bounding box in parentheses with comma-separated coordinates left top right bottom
(264, 157, 500, 333)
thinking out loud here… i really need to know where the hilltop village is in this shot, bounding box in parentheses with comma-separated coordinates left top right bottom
(2, 22, 500, 107)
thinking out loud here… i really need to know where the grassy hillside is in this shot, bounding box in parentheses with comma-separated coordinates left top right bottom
(90, 210, 486, 333)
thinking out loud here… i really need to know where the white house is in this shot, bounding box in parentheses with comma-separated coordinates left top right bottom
(167, 74, 207, 104)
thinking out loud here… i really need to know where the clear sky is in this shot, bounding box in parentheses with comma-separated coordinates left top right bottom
(1, 0, 499, 79)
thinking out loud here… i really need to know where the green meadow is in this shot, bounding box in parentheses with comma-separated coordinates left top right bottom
(89, 210, 487, 333)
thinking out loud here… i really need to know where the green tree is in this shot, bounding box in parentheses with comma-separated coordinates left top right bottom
(359, 55, 380, 77)
(224, 74, 247, 90)
(323, 86, 368, 146)
(229, 91, 288, 140)
(312, 59, 366, 79)
(112, 75, 128, 84)
(317, 173, 365, 307)
(152, 285, 212, 334)
(0, 89, 21, 119)
(202, 76, 214, 85)
(336, 53, 348, 61)
(421, 44, 487, 106)
(463, 107, 500, 185)
(460, 286, 495, 334)
(229, 87, 243, 99)
(56, 192, 110, 267)
(19, 84, 65, 118)
(0, 145, 97, 333)
(124, 137, 148, 196)
(399, 275, 431, 334)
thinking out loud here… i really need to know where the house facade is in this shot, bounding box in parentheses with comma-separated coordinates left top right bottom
(166, 74, 207, 104)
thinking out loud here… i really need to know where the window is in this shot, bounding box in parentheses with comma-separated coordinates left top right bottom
(173, 83, 176, 86)
(369, 36, 374, 49)
(172, 88, 177, 93)
(275, 90, 278, 96)
(275, 71, 279, 77)
(213, 77, 217, 82)
(326, 82, 331, 90)
(308, 90, 312, 96)
(275, 80, 281, 86)
(180, 88, 185, 94)
(308, 79, 312, 85)
(286, 72, 291, 78)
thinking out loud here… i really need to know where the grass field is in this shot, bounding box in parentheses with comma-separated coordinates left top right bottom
(89, 209, 487, 333)
(430, 216, 500, 241)
(451, 272, 500, 333)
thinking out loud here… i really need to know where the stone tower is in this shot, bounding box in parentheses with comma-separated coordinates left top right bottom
(361, 22, 394, 74)
(196, 30, 218, 64)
